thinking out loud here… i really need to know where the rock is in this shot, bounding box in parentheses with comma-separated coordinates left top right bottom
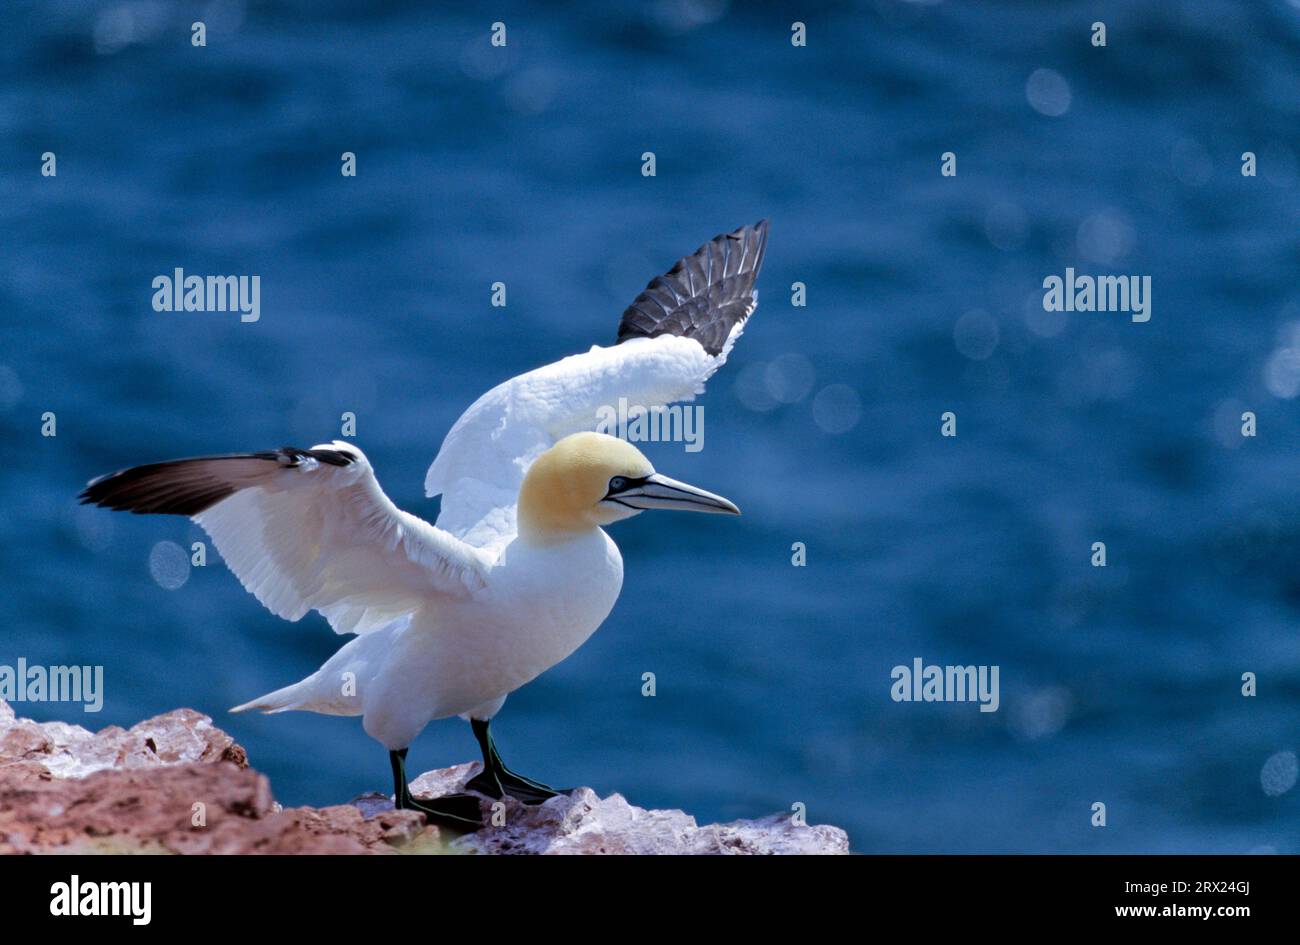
(0, 699, 436, 854)
(0, 697, 245, 779)
(406, 764, 849, 855)
(0, 760, 437, 854)
(0, 700, 848, 854)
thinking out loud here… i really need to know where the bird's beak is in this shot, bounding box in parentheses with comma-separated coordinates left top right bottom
(611, 473, 741, 515)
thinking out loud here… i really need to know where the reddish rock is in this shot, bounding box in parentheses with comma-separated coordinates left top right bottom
(0, 699, 848, 855)
(0, 699, 437, 854)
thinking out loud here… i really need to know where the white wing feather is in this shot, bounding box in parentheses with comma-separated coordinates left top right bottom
(428, 219, 768, 550)
(189, 443, 487, 635)
(426, 330, 742, 550)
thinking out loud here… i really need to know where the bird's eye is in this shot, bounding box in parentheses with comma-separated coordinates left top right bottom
(608, 476, 628, 493)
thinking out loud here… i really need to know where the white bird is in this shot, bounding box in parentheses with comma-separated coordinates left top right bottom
(80, 220, 769, 827)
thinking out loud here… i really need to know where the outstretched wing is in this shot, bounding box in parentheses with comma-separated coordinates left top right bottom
(426, 220, 769, 550)
(80, 442, 487, 635)
(617, 218, 768, 356)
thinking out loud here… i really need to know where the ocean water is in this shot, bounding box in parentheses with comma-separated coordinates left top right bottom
(2, 0, 1298, 853)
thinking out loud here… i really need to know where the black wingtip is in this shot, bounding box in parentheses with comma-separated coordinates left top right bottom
(76, 446, 359, 517)
(77, 461, 241, 516)
(616, 220, 771, 357)
(77, 454, 258, 517)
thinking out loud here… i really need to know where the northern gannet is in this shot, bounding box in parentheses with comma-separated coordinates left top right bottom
(80, 220, 769, 827)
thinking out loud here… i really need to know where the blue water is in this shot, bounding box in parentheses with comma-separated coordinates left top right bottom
(2, 0, 1298, 852)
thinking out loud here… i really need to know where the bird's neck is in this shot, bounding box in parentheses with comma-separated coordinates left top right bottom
(516, 505, 601, 545)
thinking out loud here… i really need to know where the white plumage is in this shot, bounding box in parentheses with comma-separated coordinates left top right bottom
(81, 220, 768, 810)
(215, 330, 746, 746)
(426, 331, 741, 550)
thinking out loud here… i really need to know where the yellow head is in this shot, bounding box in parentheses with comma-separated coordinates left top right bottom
(517, 431, 739, 540)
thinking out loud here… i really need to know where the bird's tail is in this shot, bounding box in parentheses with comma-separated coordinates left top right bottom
(230, 617, 399, 717)
(230, 680, 305, 714)
(230, 672, 360, 717)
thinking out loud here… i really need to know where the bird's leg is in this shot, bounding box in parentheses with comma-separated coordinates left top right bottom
(464, 718, 565, 804)
(389, 748, 484, 830)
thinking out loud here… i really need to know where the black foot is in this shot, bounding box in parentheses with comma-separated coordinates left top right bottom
(465, 716, 576, 805)
(389, 747, 483, 831)
(465, 767, 566, 805)
(398, 791, 484, 830)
